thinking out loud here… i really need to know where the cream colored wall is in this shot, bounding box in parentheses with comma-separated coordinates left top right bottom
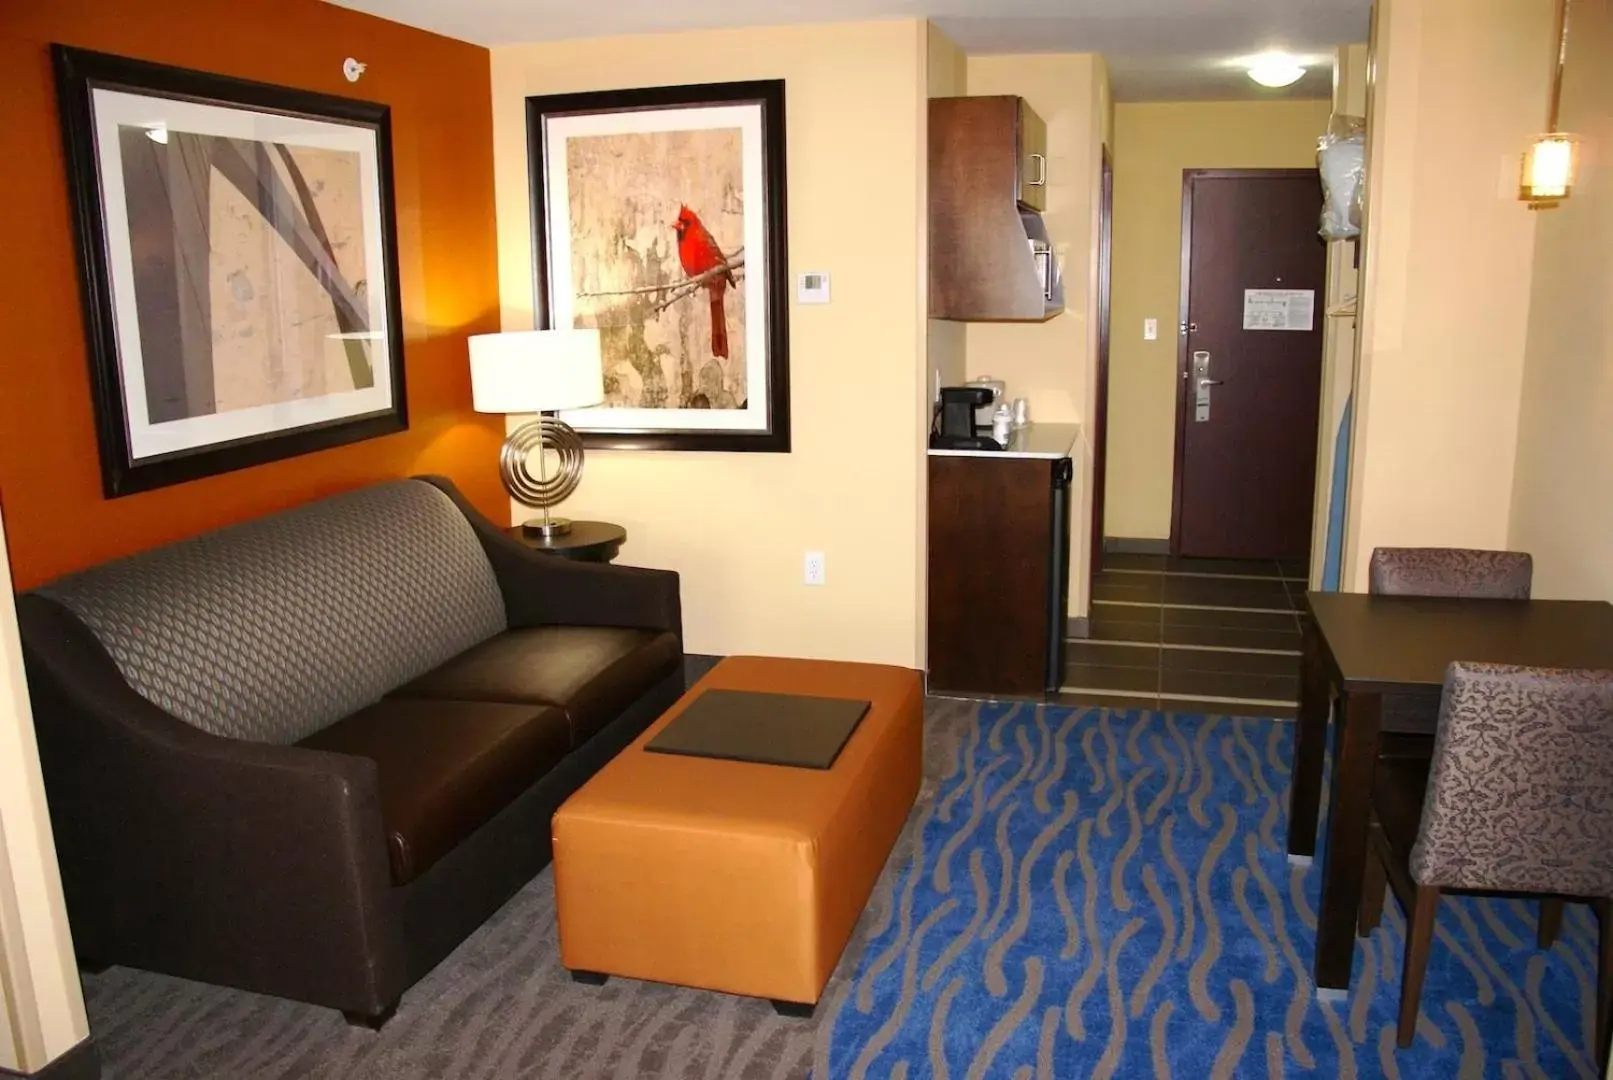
(926, 23, 968, 401)
(1508, 0, 1613, 603)
(964, 54, 1101, 424)
(1342, 0, 1554, 589)
(1308, 44, 1369, 586)
(961, 53, 1110, 618)
(490, 22, 930, 666)
(1105, 99, 1333, 540)
(0, 507, 89, 1073)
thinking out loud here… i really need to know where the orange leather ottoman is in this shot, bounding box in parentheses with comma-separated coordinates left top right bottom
(551, 656, 923, 1013)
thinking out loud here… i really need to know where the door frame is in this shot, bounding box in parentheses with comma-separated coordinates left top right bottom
(1088, 145, 1114, 588)
(1168, 167, 1323, 557)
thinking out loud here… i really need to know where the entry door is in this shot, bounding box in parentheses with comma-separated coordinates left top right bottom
(1172, 170, 1325, 560)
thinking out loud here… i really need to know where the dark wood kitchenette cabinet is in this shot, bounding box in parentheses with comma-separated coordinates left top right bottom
(927, 432, 1075, 698)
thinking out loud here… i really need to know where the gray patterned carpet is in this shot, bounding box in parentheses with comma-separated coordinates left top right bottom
(81, 697, 1602, 1078)
(82, 696, 971, 1080)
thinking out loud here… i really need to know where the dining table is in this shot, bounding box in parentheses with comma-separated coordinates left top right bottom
(1288, 590, 1613, 993)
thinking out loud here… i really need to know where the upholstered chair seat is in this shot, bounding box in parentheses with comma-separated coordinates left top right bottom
(1358, 662, 1613, 1064)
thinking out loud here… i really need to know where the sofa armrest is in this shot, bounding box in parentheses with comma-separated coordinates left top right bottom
(417, 475, 683, 637)
(16, 595, 405, 1014)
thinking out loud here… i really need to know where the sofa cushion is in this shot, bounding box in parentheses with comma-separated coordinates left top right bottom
(297, 698, 569, 885)
(37, 480, 507, 745)
(391, 627, 681, 748)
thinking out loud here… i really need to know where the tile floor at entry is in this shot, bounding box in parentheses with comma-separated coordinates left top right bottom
(1058, 552, 1306, 718)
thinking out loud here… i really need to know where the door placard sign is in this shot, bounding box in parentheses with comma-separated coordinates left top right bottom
(1242, 289, 1315, 332)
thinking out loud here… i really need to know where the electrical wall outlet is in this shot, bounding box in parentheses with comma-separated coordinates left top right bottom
(803, 551, 826, 586)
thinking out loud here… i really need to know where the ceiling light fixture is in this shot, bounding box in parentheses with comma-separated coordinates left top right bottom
(1520, 0, 1577, 209)
(1247, 53, 1306, 89)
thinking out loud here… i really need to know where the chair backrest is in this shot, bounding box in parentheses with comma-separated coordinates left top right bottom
(36, 479, 507, 745)
(1368, 547, 1532, 600)
(1411, 662, 1613, 896)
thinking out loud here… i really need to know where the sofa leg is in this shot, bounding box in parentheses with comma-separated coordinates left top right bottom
(771, 999, 815, 1019)
(569, 969, 609, 986)
(343, 998, 399, 1031)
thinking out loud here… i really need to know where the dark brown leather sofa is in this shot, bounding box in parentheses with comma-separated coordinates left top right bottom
(16, 477, 683, 1026)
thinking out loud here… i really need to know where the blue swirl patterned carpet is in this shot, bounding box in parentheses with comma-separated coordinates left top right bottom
(819, 702, 1603, 1080)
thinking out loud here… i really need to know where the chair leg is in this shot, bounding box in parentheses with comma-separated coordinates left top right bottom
(1539, 898, 1565, 949)
(1359, 844, 1387, 936)
(1398, 884, 1441, 1049)
(1596, 899, 1613, 1069)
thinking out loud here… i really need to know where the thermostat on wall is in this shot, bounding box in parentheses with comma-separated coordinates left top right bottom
(797, 272, 831, 304)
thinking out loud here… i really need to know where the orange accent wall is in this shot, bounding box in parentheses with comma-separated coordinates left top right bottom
(0, 0, 505, 590)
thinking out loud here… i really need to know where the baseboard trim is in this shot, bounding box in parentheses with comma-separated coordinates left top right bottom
(1102, 537, 1170, 555)
(1065, 617, 1090, 640)
(0, 1038, 100, 1080)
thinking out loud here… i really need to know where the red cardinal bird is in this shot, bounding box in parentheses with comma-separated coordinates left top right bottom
(673, 205, 734, 359)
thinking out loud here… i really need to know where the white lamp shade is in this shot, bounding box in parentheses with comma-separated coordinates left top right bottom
(468, 329, 604, 413)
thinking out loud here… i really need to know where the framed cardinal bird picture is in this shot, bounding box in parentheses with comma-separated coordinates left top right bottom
(527, 79, 790, 452)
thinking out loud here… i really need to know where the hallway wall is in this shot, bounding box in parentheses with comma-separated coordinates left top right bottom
(1104, 99, 1332, 541)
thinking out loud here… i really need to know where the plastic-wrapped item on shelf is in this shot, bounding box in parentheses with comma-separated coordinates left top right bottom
(1318, 113, 1365, 239)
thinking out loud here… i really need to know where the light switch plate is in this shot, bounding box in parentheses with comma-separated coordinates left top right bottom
(797, 272, 831, 304)
(1144, 318, 1158, 341)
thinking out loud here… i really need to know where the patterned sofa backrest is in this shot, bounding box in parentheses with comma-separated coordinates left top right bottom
(36, 480, 507, 744)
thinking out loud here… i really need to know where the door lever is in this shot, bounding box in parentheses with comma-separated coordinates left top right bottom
(1192, 350, 1219, 423)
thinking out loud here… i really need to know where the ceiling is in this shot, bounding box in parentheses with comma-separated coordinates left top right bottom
(324, 0, 1370, 102)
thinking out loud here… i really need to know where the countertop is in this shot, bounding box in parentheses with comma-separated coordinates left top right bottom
(927, 422, 1080, 460)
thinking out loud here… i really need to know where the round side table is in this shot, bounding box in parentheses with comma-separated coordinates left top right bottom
(504, 521, 626, 564)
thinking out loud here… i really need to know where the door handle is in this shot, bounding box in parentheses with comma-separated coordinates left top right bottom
(1192, 350, 1218, 423)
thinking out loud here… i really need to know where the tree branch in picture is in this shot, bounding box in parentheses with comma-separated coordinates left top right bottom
(210, 138, 375, 388)
(575, 250, 746, 317)
(272, 143, 373, 389)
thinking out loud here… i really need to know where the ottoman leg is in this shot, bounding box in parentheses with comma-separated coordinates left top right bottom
(570, 969, 610, 986)
(343, 997, 399, 1030)
(771, 999, 815, 1019)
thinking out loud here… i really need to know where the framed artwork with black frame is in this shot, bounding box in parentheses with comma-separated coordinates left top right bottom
(52, 45, 408, 497)
(527, 79, 790, 453)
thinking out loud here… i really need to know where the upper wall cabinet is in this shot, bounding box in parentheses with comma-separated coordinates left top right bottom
(1015, 99, 1049, 212)
(929, 96, 1062, 322)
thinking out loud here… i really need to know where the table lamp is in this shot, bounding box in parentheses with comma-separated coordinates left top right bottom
(468, 329, 604, 538)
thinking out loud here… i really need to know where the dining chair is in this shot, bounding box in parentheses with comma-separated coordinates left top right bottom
(1368, 547, 1534, 759)
(1357, 662, 1613, 1058)
(1368, 547, 1533, 600)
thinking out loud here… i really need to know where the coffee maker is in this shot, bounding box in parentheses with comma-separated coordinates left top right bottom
(930, 385, 1001, 450)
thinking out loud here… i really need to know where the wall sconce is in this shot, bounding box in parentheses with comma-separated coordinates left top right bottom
(1521, 134, 1578, 205)
(1521, 0, 1577, 209)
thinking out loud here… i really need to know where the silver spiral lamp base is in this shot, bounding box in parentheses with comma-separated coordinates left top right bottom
(500, 416, 584, 538)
